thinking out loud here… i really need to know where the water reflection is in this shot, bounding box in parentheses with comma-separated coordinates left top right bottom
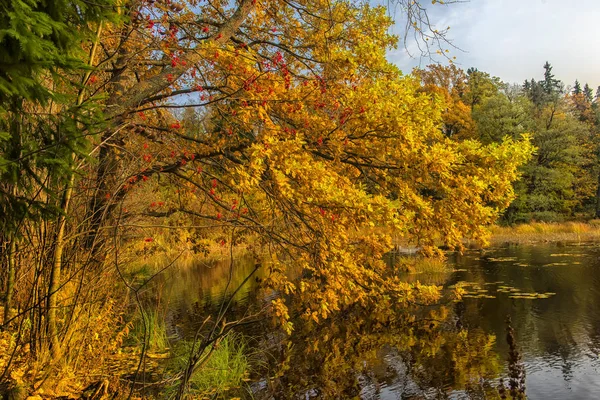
(252, 304, 501, 399)
(161, 243, 600, 399)
(448, 244, 600, 399)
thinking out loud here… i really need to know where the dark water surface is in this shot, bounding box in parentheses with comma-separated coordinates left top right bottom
(161, 244, 600, 399)
(448, 244, 600, 400)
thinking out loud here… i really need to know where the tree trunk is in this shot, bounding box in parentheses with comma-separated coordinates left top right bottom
(595, 170, 600, 219)
(3, 237, 16, 323)
(47, 175, 74, 356)
(85, 0, 255, 248)
(47, 23, 104, 355)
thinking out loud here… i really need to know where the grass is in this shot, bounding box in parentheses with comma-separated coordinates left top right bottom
(129, 308, 170, 352)
(164, 332, 250, 398)
(488, 221, 600, 245)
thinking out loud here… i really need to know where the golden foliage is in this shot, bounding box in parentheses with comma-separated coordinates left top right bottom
(95, 0, 534, 328)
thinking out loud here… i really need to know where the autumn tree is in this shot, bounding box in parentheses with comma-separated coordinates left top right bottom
(1, 0, 533, 396)
(472, 90, 535, 145)
(64, 0, 531, 337)
(464, 67, 503, 108)
(414, 64, 476, 140)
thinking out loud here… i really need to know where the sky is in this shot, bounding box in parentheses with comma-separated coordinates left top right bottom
(385, 0, 600, 91)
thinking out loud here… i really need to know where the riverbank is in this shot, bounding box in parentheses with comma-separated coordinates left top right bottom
(487, 221, 600, 245)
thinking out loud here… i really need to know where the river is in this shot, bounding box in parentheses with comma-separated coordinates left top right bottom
(155, 243, 600, 399)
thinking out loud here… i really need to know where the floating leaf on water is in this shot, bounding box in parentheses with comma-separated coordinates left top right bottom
(462, 293, 496, 299)
(455, 280, 473, 286)
(544, 262, 569, 266)
(453, 268, 468, 272)
(515, 263, 530, 267)
(487, 257, 518, 262)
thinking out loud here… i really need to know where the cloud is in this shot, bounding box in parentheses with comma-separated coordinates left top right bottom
(387, 0, 600, 89)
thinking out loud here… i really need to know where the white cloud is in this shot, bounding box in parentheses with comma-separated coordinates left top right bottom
(387, 0, 600, 89)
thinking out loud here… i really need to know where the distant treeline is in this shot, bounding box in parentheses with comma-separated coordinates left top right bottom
(415, 62, 600, 223)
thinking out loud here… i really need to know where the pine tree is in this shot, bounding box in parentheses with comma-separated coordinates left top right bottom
(0, 0, 117, 106)
(523, 78, 545, 107)
(0, 0, 118, 232)
(541, 61, 562, 97)
(573, 80, 582, 95)
(583, 83, 593, 103)
(0, 0, 118, 348)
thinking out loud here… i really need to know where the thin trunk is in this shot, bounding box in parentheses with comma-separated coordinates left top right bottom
(47, 179, 73, 355)
(595, 170, 600, 218)
(46, 23, 104, 356)
(3, 237, 16, 323)
(85, 21, 132, 250)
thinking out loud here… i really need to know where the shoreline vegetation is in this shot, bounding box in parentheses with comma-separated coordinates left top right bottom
(487, 221, 600, 245)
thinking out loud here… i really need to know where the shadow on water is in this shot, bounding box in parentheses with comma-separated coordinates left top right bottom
(155, 243, 600, 399)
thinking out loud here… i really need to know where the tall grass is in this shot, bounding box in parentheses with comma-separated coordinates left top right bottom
(489, 221, 600, 244)
(129, 308, 170, 352)
(165, 332, 250, 398)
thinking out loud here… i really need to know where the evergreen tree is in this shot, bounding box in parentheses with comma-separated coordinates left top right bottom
(0, 0, 118, 233)
(583, 83, 593, 103)
(573, 80, 582, 95)
(541, 61, 562, 96)
(0, 0, 117, 106)
(523, 78, 545, 107)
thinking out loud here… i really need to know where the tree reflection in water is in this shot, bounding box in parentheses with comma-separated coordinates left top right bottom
(253, 301, 508, 399)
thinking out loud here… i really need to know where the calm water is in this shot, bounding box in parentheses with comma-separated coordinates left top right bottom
(160, 243, 600, 399)
(448, 244, 600, 400)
